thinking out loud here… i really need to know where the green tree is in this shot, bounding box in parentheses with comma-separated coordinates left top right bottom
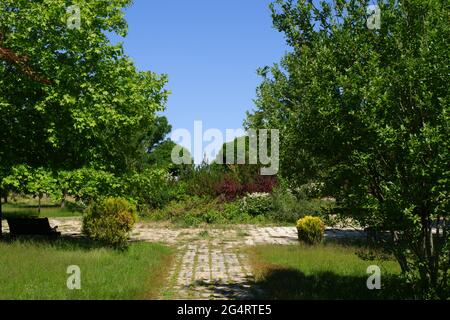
(247, 0, 449, 297)
(148, 139, 193, 175)
(64, 168, 122, 204)
(0, 0, 169, 173)
(26, 168, 57, 213)
(0, 0, 170, 233)
(2, 165, 57, 213)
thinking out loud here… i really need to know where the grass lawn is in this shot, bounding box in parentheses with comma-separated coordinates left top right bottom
(248, 242, 410, 300)
(0, 238, 174, 300)
(2, 199, 82, 219)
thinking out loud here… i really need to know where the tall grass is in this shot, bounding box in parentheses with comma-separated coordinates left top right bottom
(0, 239, 173, 300)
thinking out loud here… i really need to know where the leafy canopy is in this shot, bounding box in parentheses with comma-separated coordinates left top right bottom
(247, 0, 449, 297)
(0, 0, 169, 173)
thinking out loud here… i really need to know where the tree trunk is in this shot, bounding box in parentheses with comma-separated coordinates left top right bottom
(38, 195, 42, 214)
(61, 192, 66, 208)
(419, 209, 437, 294)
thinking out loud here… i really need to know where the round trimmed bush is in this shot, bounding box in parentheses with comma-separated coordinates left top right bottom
(296, 216, 325, 244)
(82, 197, 137, 247)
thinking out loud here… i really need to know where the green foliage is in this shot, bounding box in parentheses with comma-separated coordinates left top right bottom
(25, 168, 57, 205)
(269, 185, 330, 223)
(144, 195, 270, 226)
(82, 197, 137, 247)
(0, 0, 169, 173)
(247, 0, 450, 297)
(64, 168, 122, 203)
(240, 192, 273, 216)
(124, 168, 178, 209)
(296, 216, 325, 245)
(183, 163, 224, 197)
(1, 165, 33, 195)
(147, 139, 193, 174)
(2, 166, 57, 207)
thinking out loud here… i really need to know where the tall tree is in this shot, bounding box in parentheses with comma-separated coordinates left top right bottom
(0, 0, 169, 172)
(0, 0, 169, 233)
(247, 0, 449, 297)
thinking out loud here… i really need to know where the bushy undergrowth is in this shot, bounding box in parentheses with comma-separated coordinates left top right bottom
(143, 195, 270, 226)
(240, 192, 273, 216)
(142, 182, 334, 226)
(182, 164, 277, 201)
(268, 185, 332, 223)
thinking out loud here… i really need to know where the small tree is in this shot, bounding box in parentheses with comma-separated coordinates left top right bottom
(26, 168, 57, 213)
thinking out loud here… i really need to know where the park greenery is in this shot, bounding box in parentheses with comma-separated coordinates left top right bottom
(0, 0, 448, 300)
(245, 0, 449, 298)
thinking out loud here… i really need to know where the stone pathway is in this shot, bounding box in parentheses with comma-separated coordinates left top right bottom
(164, 241, 256, 300)
(0, 218, 366, 300)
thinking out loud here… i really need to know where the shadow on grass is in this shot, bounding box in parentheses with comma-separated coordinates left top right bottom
(253, 267, 411, 300)
(0, 233, 127, 252)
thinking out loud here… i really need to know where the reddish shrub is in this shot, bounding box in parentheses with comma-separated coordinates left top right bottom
(214, 175, 242, 201)
(214, 173, 277, 201)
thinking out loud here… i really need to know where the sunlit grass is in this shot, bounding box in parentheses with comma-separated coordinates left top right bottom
(2, 198, 82, 219)
(248, 243, 409, 299)
(0, 239, 173, 300)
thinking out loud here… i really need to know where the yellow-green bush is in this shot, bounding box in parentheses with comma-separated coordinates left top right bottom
(296, 216, 325, 244)
(82, 197, 137, 247)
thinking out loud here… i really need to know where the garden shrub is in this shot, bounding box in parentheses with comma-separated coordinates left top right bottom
(240, 192, 273, 216)
(143, 195, 271, 226)
(295, 182, 325, 199)
(296, 216, 325, 245)
(268, 183, 334, 223)
(144, 196, 219, 225)
(245, 175, 277, 194)
(222, 201, 251, 222)
(214, 173, 277, 201)
(124, 169, 173, 209)
(82, 197, 137, 247)
(214, 174, 243, 201)
(184, 164, 223, 197)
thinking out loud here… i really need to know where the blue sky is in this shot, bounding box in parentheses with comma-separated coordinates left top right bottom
(110, 0, 288, 159)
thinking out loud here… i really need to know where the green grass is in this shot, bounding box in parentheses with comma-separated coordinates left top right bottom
(2, 200, 82, 219)
(0, 238, 174, 300)
(248, 243, 411, 300)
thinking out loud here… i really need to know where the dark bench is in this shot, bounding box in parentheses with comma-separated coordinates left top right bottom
(7, 218, 61, 238)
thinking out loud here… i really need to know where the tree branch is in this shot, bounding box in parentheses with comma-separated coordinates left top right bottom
(0, 33, 51, 85)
